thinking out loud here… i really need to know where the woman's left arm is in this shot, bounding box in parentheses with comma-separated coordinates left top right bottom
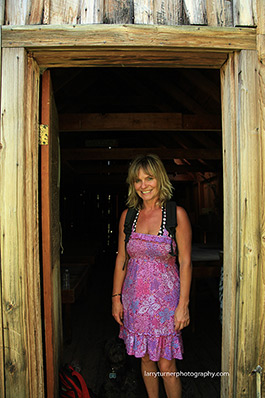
(174, 206, 192, 332)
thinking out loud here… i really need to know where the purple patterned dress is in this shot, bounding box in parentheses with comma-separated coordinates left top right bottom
(119, 208, 183, 361)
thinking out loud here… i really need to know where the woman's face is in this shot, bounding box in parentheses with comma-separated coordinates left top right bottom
(134, 168, 159, 203)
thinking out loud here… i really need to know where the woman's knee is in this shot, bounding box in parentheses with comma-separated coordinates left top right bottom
(141, 353, 153, 365)
(157, 358, 176, 374)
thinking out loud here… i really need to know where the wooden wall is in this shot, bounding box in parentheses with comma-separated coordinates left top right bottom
(3, 0, 257, 27)
(0, 0, 264, 397)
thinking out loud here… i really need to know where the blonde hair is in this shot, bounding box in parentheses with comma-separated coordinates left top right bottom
(126, 154, 173, 208)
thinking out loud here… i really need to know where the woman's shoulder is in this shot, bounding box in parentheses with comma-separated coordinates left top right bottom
(176, 206, 190, 227)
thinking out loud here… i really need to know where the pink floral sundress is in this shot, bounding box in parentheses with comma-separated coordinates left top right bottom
(119, 209, 183, 361)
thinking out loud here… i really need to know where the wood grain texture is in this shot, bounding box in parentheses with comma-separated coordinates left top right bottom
(5, 0, 44, 24)
(153, 0, 182, 25)
(79, 0, 103, 23)
(0, 27, 4, 398)
(28, 48, 228, 68)
(134, 0, 154, 24)
(183, 0, 207, 25)
(24, 54, 45, 398)
(220, 54, 239, 397)
(235, 50, 260, 397)
(258, 60, 265, 398)
(0, 0, 5, 24)
(0, 47, 44, 398)
(206, 0, 233, 27)
(257, 1, 265, 392)
(2, 24, 257, 50)
(41, 70, 62, 398)
(233, 0, 256, 27)
(0, 48, 28, 398)
(104, 0, 133, 23)
(49, 0, 80, 24)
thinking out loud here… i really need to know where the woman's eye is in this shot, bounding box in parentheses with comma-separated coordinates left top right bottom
(147, 177, 153, 181)
(135, 179, 140, 183)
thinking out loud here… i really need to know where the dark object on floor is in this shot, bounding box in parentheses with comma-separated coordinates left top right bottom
(59, 363, 97, 398)
(99, 337, 138, 398)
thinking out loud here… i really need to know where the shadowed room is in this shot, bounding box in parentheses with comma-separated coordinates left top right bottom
(48, 67, 223, 397)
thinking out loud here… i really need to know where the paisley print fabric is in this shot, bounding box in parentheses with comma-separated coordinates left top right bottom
(119, 225, 183, 361)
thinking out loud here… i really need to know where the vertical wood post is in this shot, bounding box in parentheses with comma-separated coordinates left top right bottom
(221, 49, 261, 397)
(257, 0, 265, 395)
(0, 48, 44, 397)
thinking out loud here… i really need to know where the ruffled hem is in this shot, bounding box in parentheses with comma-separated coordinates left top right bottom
(119, 326, 183, 361)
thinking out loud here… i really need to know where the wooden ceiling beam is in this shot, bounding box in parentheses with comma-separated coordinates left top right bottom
(59, 113, 221, 131)
(61, 147, 221, 160)
(62, 162, 221, 175)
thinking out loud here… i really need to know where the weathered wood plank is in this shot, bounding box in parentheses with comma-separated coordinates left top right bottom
(49, 0, 80, 24)
(0, 0, 5, 24)
(41, 70, 62, 398)
(257, 3, 265, 396)
(183, 0, 207, 25)
(29, 48, 228, 68)
(24, 53, 45, 398)
(104, 0, 133, 24)
(206, 0, 233, 27)
(0, 26, 4, 398)
(220, 52, 238, 398)
(221, 49, 262, 397)
(233, 0, 256, 27)
(235, 50, 260, 397)
(0, 47, 44, 398)
(258, 61, 265, 398)
(80, 0, 104, 23)
(5, 0, 44, 25)
(153, 0, 182, 25)
(61, 147, 222, 160)
(2, 24, 256, 50)
(134, 0, 154, 24)
(59, 113, 221, 131)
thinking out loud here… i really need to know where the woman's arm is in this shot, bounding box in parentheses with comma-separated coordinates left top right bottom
(112, 209, 128, 326)
(174, 206, 192, 331)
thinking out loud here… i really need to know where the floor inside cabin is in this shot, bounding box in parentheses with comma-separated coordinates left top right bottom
(61, 241, 222, 398)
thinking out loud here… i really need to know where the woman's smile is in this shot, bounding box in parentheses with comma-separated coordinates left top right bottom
(134, 168, 159, 202)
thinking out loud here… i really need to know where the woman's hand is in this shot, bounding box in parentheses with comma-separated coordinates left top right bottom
(112, 297, 124, 326)
(174, 304, 190, 332)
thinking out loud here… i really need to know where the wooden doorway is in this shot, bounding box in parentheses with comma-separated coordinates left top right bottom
(40, 70, 62, 397)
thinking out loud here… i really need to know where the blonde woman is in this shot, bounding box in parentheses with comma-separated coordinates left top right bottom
(112, 154, 192, 398)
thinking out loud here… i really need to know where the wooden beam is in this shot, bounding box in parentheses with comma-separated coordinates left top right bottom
(59, 113, 221, 131)
(28, 48, 228, 69)
(221, 50, 262, 397)
(257, 2, 265, 396)
(2, 24, 256, 51)
(61, 147, 221, 160)
(0, 48, 44, 398)
(62, 161, 221, 175)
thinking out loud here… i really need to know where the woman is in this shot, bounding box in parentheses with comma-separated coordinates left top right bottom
(112, 154, 192, 398)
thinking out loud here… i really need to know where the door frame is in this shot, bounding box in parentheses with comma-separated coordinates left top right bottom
(0, 24, 263, 398)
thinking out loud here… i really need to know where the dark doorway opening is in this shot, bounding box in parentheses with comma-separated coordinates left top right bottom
(51, 67, 223, 397)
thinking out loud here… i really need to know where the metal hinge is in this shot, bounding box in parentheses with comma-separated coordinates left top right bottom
(39, 124, 49, 145)
(251, 365, 262, 398)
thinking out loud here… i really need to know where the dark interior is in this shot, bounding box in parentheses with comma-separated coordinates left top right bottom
(51, 67, 223, 397)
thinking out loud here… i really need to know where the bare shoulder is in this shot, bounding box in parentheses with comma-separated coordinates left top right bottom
(176, 206, 189, 221)
(119, 209, 128, 225)
(176, 206, 191, 230)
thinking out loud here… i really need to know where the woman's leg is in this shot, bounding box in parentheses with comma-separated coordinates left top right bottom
(157, 358, 181, 398)
(141, 354, 159, 398)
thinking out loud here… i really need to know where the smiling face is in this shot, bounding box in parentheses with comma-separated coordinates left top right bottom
(134, 168, 159, 204)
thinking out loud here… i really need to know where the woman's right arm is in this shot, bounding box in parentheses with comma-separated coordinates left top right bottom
(112, 209, 128, 326)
